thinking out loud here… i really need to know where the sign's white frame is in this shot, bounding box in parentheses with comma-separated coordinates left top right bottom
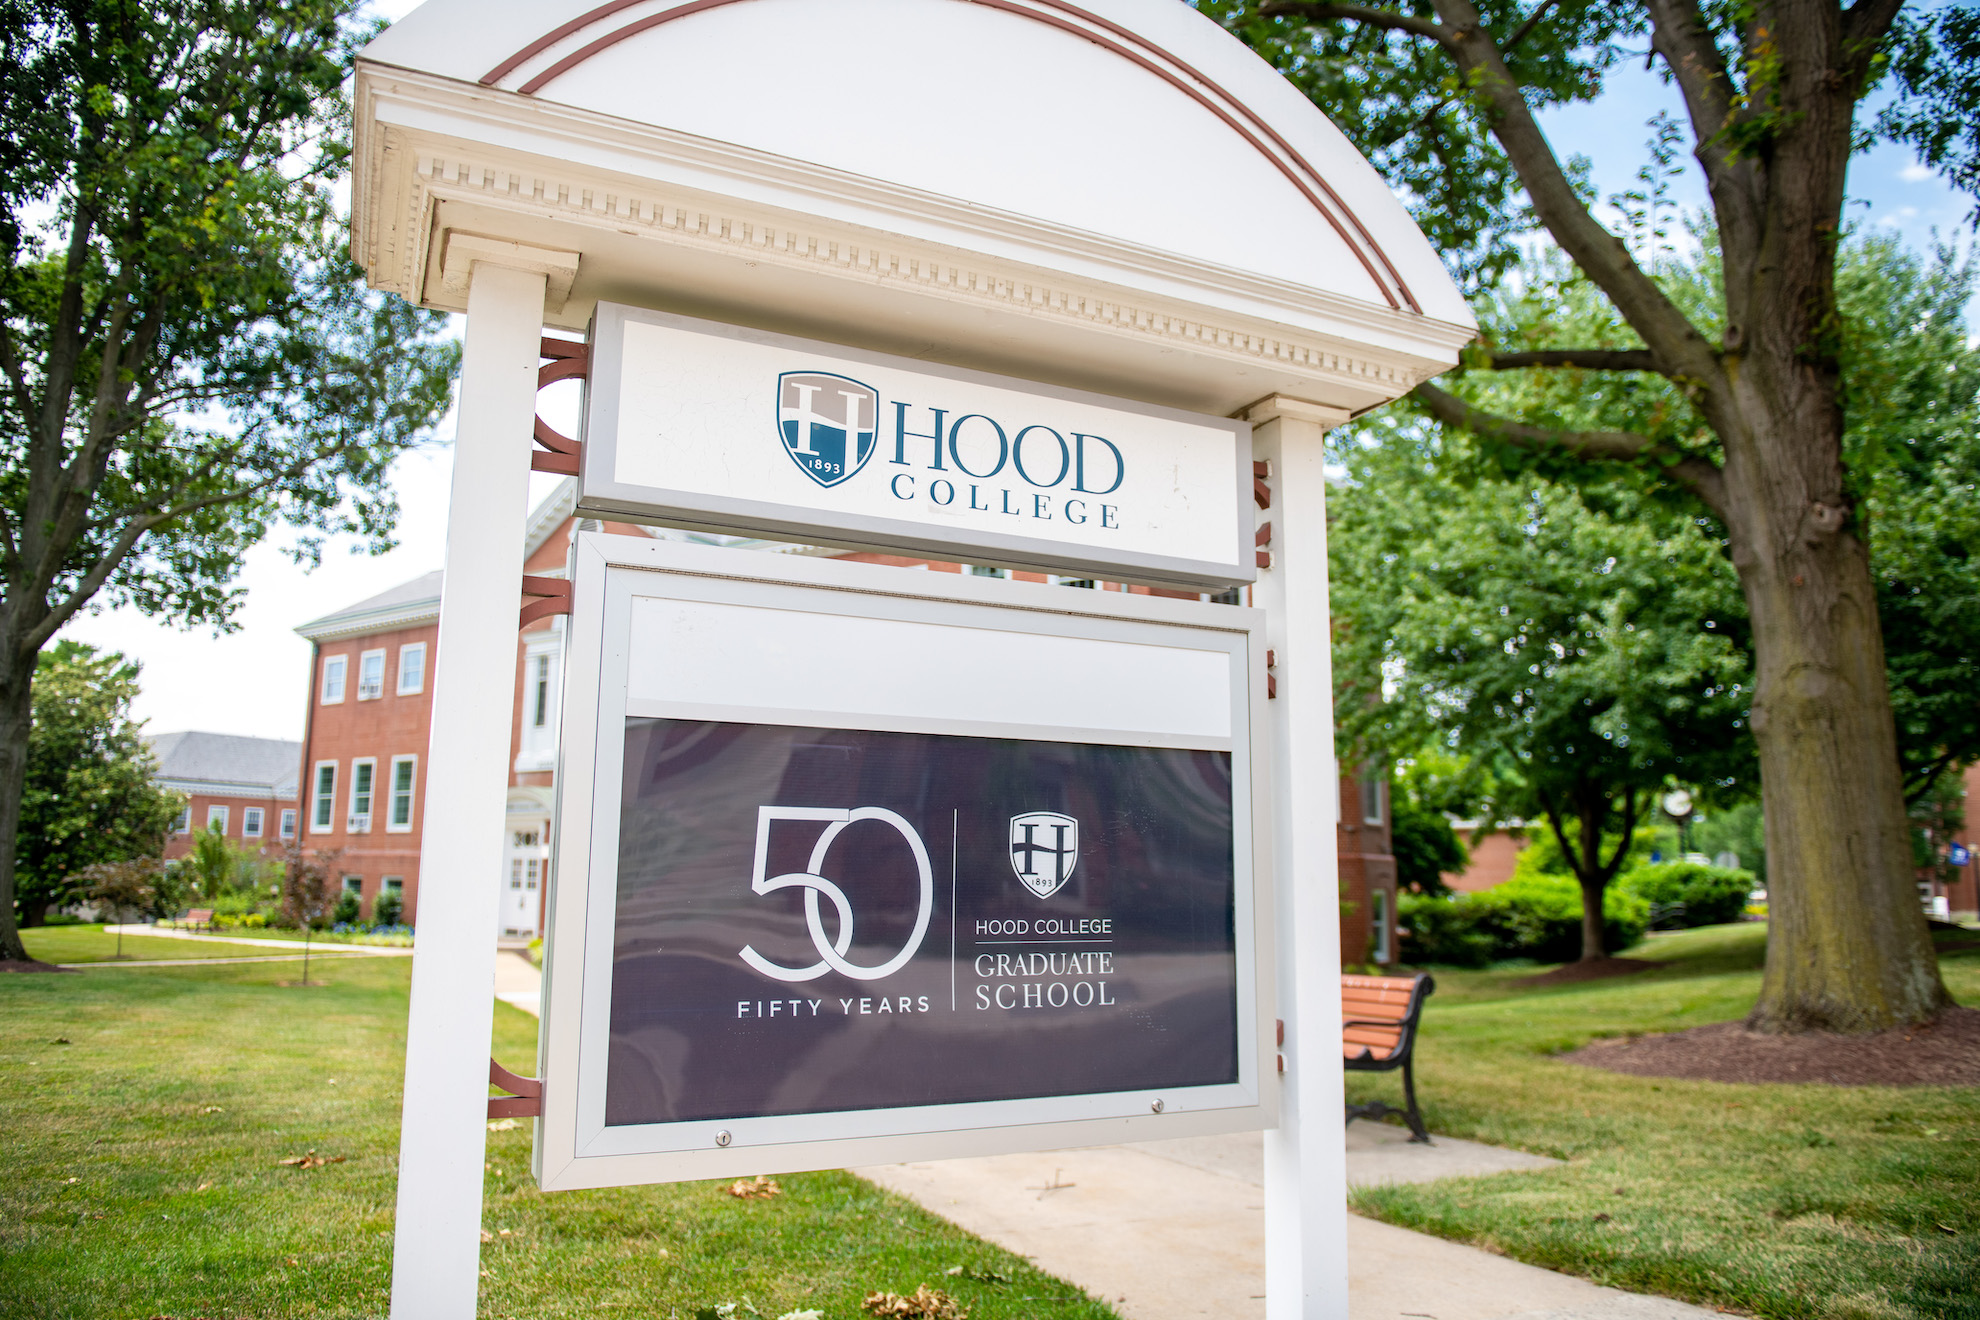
(576, 304, 1257, 590)
(533, 533, 1276, 1192)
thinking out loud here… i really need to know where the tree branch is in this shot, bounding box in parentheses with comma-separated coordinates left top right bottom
(1421, 0, 1723, 382)
(1842, 0, 1909, 82)
(1599, 784, 1638, 882)
(1258, 1, 1453, 45)
(1414, 381, 1729, 514)
(1480, 348, 1659, 371)
(22, 449, 337, 658)
(1642, 0, 1749, 200)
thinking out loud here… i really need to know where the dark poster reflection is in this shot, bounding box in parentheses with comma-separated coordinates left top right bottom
(605, 719, 1237, 1127)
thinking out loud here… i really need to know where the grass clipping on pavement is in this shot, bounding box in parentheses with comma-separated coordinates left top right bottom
(1348, 923, 1980, 1320)
(0, 948, 1115, 1320)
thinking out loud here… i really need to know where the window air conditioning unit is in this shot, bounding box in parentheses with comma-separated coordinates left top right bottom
(347, 813, 371, 834)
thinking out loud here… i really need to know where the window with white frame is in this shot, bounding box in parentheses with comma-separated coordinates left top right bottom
(510, 857, 541, 892)
(312, 762, 337, 830)
(1360, 772, 1387, 826)
(206, 804, 229, 834)
(387, 756, 416, 831)
(1371, 886, 1392, 963)
(397, 642, 426, 695)
(381, 876, 404, 893)
(320, 655, 347, 704)
(342, 875, 363, 895)
(171, 804, 191, 834)
(280, 808, 297, 839)
(532, 654, 553, 728)
(357, 648, 386, 700)
(517, 645, 561, 770)
(966, 564, 1009, 579)
(242, 808, 263, 838)
(348, 759, 375, 831)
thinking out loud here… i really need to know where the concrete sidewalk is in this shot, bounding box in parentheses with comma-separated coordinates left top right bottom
(493, 947, 541, 1015)
(104, 925, 413, 956)
(857, 1130, 1715, 1320)
(493, 954, 1717, 1319)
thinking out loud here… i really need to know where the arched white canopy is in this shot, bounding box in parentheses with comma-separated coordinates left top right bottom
(353, 0, 1474, 414)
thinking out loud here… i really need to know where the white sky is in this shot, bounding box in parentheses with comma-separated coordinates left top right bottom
(58, 11, 1974, 742)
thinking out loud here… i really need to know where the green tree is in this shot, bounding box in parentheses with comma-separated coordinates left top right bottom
(0, 3, 460, 964)
(78, 855, 185, 959)
(1207, 0, 1964, 1027)
(1331, 432, 1753, 962)
(14, 640, 180, 926)
(1389, 795, 1468, 897)
(279, 840, 336, 986)
(182, 821, 271, 902)
(1841, 239, 1980, 803)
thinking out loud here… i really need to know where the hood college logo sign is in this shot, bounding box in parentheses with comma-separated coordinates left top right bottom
(778, 370, 879, 488)
(1010, 811, 1079, 899)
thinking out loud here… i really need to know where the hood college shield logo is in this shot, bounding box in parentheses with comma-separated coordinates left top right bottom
(778, 371, 879, 488)
(1009, 811, 1079, 899)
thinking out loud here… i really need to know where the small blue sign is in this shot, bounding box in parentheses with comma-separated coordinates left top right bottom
(1950, 842, 1973, 868)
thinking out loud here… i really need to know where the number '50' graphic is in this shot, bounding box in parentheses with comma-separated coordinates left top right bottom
(738, 806, 935, 983)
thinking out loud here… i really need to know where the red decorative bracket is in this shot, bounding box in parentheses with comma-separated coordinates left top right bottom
(1266, 648, 1277, 700)
(1253, 459, 1272, 510)
(488, 1057, 542, 1120)
(520, 575, 572, 629)
(533, 338, 589, 475)
(1255, 519, 1273, 571)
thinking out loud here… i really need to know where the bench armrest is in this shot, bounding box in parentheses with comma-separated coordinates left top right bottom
(1341, 1017, 1407, 1030)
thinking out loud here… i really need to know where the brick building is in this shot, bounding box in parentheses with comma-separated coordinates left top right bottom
(1336, 766, 1398, 966)
(291, 481, 658, 931)
(147, 731, 300, 862)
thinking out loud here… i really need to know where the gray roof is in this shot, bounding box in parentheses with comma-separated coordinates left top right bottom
(146, 731, 301, 798)
(294, 569, 443, 641)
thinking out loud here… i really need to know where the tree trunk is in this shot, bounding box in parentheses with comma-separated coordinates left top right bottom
(1578, 872, 1607, 963)
(0, 656, 39, 964)
(1734, 511, 1949, 1030)
(1577, 806, 1607, 963)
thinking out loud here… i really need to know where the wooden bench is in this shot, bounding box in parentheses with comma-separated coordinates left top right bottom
(1342, 972, 1436, 1143)
(181, 908, 215, 931)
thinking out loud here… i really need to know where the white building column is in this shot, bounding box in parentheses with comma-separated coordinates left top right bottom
(1251, 397, 1352, 1320)
(389, 243, 574, 1319)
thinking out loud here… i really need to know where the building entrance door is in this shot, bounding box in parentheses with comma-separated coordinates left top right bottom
(500, 827, 547, 938)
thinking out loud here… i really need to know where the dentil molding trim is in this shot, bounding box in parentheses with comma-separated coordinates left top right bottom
(353, 67, 1473, 407)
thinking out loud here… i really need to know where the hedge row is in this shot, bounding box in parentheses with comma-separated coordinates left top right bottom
(1398, 863, 1755, 967)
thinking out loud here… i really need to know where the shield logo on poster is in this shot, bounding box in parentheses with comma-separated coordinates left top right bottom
(1009, 811, 1079, 898)
(777, 371, 878, 488)
(737, 805, 934, 982)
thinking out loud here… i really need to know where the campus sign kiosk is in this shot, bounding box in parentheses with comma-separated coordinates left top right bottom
(349, 3, 1474, 1316)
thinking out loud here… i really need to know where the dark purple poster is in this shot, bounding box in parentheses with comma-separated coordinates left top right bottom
(604, 719, 1239, 1127)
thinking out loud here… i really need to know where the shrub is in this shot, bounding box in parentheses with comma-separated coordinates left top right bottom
(1474, 874, 1649, 963)
(372, 888, 403, 929)
(1398, 890, 1497, 967)
(1619, 861, 1755, 929)
(331, 891, 362, 926)
(1397, 874, 1650, 966)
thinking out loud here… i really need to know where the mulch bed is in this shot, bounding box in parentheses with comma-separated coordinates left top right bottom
(1513, 956, 1656, 987)
(1561, 1006, 1980, 1087)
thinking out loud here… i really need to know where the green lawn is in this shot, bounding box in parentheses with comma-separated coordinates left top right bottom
(20, 923, 383, 964)
(0, 956, 1116, 1320)
(149, 924, 416, 947)
(1348, 923, 1980, 1320)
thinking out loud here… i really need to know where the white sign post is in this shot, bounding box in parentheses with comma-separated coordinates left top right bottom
(350, 3, 1474, 1317)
